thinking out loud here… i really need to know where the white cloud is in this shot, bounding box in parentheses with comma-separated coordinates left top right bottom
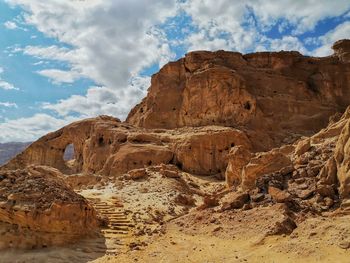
(4, 19, 28, 31)
(0, 102, 18, 108)
(249, 0, 350, 34)
(43, 76, 149, 119)
(0, 80, 17, 90)
(0, 114, 78, 143)
(0, 67, 19, 90)
(182, 0, 350, 53)
(312, 21, 350, 57)
(6, 0, 177, 120)
(4, 21, 18, 29)
(37, 69, 81, 84)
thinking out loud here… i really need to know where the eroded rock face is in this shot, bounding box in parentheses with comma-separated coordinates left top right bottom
(1, 118, 251, 177)
(0, 166, 100, 249)
(224, 106, 350, 212)
(335, 116, 350, 199)
(173, 126, 251, 176)
(332, 39, 350, 63)
(127, 40, 350, 150)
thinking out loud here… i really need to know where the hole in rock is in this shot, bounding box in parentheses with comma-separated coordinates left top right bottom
(98, 137, 104, 146)
(244, 101, 251, 110)
(63, 144, 74, 161)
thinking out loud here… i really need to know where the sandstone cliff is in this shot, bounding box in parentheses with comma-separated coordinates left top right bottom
(127, 39, 350, 150)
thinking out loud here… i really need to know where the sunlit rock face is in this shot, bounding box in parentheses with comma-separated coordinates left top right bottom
(2, 40, 350, 180)
(127, 42, 350, 150)
(225, 106, 350, 212)
(0, 165, 100, 249)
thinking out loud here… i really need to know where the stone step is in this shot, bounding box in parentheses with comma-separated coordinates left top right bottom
(108, 217, 130, 221)
(101, 229, 128, 235)
(109, 225, 129, 231)
(100, 212, 126, 215)
(109, 222, 134, 228)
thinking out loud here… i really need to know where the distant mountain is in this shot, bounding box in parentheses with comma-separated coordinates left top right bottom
(0, 142, 31, 166)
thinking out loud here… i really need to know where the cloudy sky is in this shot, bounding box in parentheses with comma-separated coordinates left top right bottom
(0, 0, 349, 142)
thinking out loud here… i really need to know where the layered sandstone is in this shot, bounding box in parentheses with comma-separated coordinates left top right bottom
(127, 41, 350, 150)
(1, 116, 251, 177)
(0, 165, 100, 249)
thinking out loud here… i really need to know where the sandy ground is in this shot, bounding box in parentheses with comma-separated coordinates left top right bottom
(1, 169, 350, 263)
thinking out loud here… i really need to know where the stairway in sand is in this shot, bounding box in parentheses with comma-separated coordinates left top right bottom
(86, 197, 134, 255)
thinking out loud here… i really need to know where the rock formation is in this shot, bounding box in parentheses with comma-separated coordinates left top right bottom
(0, 165, 100, 249)
(225, 105, 350, 214)
(127, 41, 350, 150)
(1, 40, 350, 256)
(1, 117, 251, 177)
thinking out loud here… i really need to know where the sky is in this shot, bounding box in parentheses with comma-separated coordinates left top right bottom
(0, 0, 349, 142)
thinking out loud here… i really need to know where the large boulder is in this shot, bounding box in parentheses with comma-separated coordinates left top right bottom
(225, 146, 252, 187)
(241, 150, 292, 190)
(0, 166, 100, 249)
(174, 127, 251, 176)
(335, 117, 350, 199)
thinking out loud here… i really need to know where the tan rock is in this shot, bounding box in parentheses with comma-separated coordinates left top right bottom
(332, 39, 350, 63)
(268, 186, 291, 203)
(220, 191, 250, 210)
(127, 168, 149, 180)
(174, 127, 251, 176)
(225, 146, 252, 187)
(241, 150, 292, 190)
(0, 166, 100, 249)
(335, 118, 350, 198)
(295, 138, 311, 156)
(128, 41, 350, 151)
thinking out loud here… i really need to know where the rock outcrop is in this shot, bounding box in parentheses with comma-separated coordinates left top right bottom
(1, 39, 350, 257)
(332, 39, 350, 63)
(1, 116, 251, 177)
(0, 165, 100, 249)
(127, 42, 350, 150)
(225, 106, 350, 213)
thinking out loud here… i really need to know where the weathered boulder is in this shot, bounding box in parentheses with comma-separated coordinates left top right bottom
(241, 150, 292, 190)
(101, 144, 173, 176)
(225, 146, 252, 187)
(0, 166, 100, 249)
(220, 191, 250, 210)
(295, 138, 311, 156)
(268, 186, 291, 203)
(174, 127, 251, 176)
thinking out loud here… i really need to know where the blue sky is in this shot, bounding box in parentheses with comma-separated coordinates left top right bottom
(0, 0, 349, 142)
